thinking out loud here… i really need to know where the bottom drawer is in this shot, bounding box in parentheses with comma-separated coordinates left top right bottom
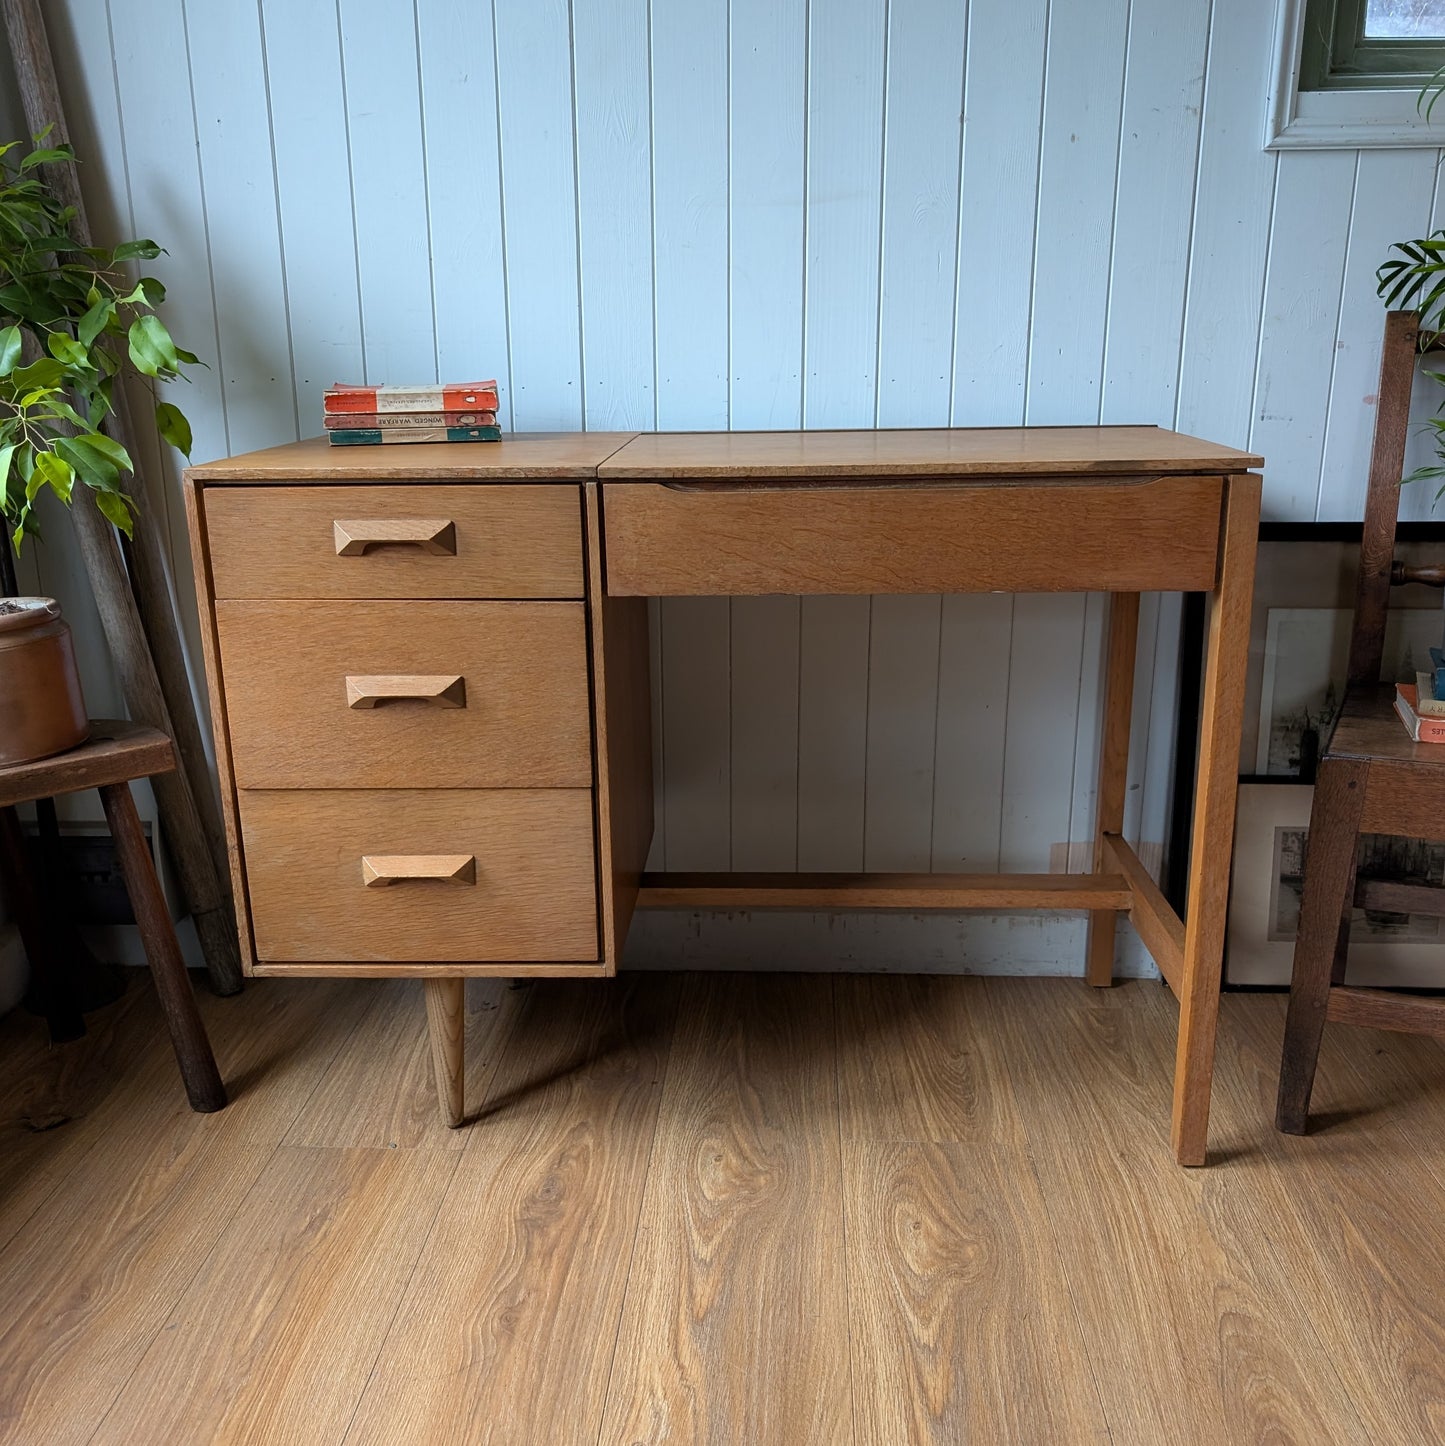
(240, 789, 598, 963)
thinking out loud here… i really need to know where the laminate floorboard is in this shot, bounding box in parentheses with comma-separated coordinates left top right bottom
(344, 976, 678, 1445)
(3, 970, 1445, 1444)
(598, 973, 853, 1446)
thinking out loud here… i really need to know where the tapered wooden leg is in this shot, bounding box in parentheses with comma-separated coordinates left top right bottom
(98, 782, 226, 1112)
(1172, 475, 1259, 1166)
(1087, 592, 1140, 987)
(1277, 760, 1365, 1135)
(424, 977, 465, 1127)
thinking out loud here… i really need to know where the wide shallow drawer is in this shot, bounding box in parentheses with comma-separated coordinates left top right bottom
(204, 483, 583, 599)
(602, 477, 1225, 594)
(240, 789, 598, 963)
(218, 600, 591, 789)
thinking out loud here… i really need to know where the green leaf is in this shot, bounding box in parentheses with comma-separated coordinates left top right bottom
(94, 489, 134, 537)
(137, 277, 165, 305)
(0, 441, 15, 505)
(45, 330, 91, 369)
(127, 313, 177, 377)
(73, 429, 133, 474)
(154, 401, 192, 456)
(112, 238, 162, 262)
(31, 450, 73, 504)
(19, 146, 73, 172)
(54, 436, 119, 494)
(77, 297, 114, 349)
(0, 324, 19, 376)
(9, 356, 64, 390)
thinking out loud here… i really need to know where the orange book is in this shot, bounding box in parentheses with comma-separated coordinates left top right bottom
(1394, 684, 1445, 743)
(324, 381, 499, 414)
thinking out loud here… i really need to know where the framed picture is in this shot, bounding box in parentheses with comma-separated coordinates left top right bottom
(1255, 606, 1442, 776)
(1227, 781, 1445, 986)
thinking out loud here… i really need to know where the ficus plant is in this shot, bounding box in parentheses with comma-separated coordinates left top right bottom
(0, 129, 197, 550)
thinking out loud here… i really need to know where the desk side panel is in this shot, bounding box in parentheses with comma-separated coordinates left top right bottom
(182, 473, 258, 973)
(601, 476, 1226, 595)
(586, 484, 654, 971)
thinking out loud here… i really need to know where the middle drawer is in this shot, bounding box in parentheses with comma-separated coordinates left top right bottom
(218, 600, 592, 789)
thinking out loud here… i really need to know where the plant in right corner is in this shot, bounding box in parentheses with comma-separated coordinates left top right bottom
(0, 130, 199, 551)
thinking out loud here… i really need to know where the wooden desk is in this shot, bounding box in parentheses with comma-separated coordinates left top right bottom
(186, 426, 1261, 1165)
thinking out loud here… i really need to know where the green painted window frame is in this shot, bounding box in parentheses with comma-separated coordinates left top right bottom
(1300, 0, 1445, 90)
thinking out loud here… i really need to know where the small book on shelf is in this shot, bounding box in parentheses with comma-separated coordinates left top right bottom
(328, 425, 503, 446)
(323, 409, 496, 430)
(324, 381, 499, 414)
(1395, 683, 1445, 743)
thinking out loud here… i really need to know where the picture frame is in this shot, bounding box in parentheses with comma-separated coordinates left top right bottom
(1227, 781, 1445, 987)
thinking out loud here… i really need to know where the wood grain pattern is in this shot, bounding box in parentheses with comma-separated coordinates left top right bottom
(598, 425, 1261, 477)
(1326, 986, 1445, 1036)
(187, 431, 639, 480)
(423, 977, 466, 1126)
(204, 483, 584, 599)
(239, 788, 598, 963)
(1102, 832, 1185, 995)
(91, 1145, 458, 1446)
(585, 484, 654, 973)
(602, 476, 1227, 595)
(845, 1140, 1109, 1445)
(1173, 471, 1261, 1165)
(636, 871, 1132, 911)
(989, 977, 1369, 1443)
(0, 719, 172, 809)
(345, 977, 679, 1444)
(283, 978, 525, 1151)
(219, 600, 591, 789)
(184, 477, 259, 972)
(0, 979, 371, 1443)
(1085, 592, 1139, 986)
(598, 974, 852, 1444)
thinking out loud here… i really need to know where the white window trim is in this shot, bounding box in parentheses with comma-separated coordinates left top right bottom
(1266, 0, 1445, 150)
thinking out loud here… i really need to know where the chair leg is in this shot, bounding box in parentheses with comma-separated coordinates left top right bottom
(424, 977, 465, 1127)
(1276, 760, 1365, 1135)
(98, 782, 226, 1113)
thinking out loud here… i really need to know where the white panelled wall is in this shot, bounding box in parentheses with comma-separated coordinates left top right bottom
(3, 0, 1434, 974)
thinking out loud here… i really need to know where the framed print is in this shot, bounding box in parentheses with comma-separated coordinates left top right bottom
(1227, 782, 1445, 987)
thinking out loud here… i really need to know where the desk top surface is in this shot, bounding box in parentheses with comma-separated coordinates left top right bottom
(188, 425, 1261, 483)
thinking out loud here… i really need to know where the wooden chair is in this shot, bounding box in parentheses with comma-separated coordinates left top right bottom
(0, 720, 226, 1112)
(1277, 310, 1445, 1133)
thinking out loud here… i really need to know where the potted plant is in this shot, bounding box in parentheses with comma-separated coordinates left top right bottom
(0, 129, 198, 762)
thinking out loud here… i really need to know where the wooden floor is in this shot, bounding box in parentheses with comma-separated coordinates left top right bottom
(3, 972, 1445, 1444)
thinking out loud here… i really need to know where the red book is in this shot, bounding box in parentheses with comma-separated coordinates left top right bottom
(323, 409, 497, 430)
(1395, 684, 1445, 743)
(324, 381, 499, 414)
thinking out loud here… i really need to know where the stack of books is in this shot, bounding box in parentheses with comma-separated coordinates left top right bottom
(1394, 649, 1445, 742)
(324, 381, 501, 446)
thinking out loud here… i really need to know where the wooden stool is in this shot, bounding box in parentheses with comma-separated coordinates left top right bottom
(0, 720, 226, 1112)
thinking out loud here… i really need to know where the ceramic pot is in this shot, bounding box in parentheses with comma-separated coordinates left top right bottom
(0, 597, 88, 767)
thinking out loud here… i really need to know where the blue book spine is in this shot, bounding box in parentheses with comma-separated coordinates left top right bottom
(1431, 647, 1445, 700)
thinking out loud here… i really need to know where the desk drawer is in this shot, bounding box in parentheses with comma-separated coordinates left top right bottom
(205, 484, 583, 599)
(240, 788, 598, 963)
(602, 478, 1225, 594)
(218, 600, 591, 789)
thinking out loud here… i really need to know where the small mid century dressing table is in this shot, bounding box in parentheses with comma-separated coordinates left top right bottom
(184, 426, 1261, 1166)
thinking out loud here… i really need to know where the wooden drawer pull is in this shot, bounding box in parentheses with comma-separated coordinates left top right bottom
(361, 854, 476, 888)
(345, 674, 466, 710)
(333, 518, 457, 557)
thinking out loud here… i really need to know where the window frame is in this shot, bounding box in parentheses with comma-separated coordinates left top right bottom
(1268, 0, 1445, 148)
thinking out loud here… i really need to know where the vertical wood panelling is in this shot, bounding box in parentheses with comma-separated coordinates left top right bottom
(260, 0, 364, 430)
(797, 597, 870, 872)
(1250, 152, 1356, 520)
(728, 0, 806, 428)
(875, 0, 966, 428)
(1026, 0, 1130, 426)
(573, 0, 653, 432)
(952, 0, 1047, 427)
(493, 0, 581, 428)
(415, 0, 511, 425)
(337, 1, 435, 384)
(21, 0, 1428, 976)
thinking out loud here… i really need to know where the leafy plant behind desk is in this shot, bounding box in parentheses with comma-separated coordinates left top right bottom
(0, 131, 198, 549)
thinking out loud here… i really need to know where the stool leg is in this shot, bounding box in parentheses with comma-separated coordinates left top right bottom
(1276, 760, 1364, 1135)
(98, 782, 226, 1113)
(424, 978, 465, 1127)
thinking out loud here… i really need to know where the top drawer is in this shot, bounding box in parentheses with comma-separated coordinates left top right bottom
(203, 484, 583, 599)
